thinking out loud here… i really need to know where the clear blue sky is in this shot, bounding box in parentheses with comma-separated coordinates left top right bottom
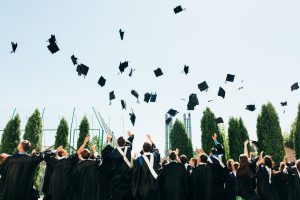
(1, 0, 300, 155)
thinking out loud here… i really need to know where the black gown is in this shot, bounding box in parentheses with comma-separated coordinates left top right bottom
(48, 154, 78, 200)
(224, 171, 236, 200)
(42, 154, 57, 200)
(273, 171, 292, 200)
(109, 135, 134, 200)
(190, 164, 214, 200)
(289, 167, 300, 200)
(71, 158, 101, 200)
(159, 161, 189, 200)
(209, 155, 227, 200)
(132, 144, 160, 200)
(0, 153, 44, 200)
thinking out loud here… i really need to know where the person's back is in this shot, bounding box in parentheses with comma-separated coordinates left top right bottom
(290, 160, 300, 200)
(159, 152, 189, 200)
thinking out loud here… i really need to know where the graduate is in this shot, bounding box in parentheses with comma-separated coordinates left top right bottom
(190, 153, 214, 200)
(273, 162, 292, 200)
(106, 131, 134, 200)
(224, 161, 239, 200)
(42, 149, 58, 200)
(132, 134, 161, 200)
(0, 140, 47, 200)
(289, 159, 300, 200)
(71, 143, 101, 200)
(159, 151, 189, 200)
(48, 135, 89, 200)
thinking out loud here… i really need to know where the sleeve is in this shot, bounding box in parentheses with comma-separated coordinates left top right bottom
(151, 144, 160, 166)
(126, 135, 134, 149)
(101, 144, 114, 158)
(0, 158, 9, 193)
(31, 152, 46, 166)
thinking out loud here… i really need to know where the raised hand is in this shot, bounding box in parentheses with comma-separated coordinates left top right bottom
(127, 130, 133, 137)
(84, 135, 90, 143)
(212, 133, 217, 141)
(91, 145, 97, 152)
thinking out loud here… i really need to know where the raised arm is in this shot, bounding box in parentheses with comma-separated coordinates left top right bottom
(126, 130, 134, 148)
(244, 140, 249, 158)
(77, 135, 90, 155)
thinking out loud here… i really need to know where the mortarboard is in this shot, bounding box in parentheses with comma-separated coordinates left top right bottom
(131, 90, 139, 103)
(98, 76, 106, 87)
(187, 93, 199, 110)
(183, 65, 189, 75)
(187, 103, 195, 110)
(198, 81, 209, 92)
(250, 140, 259, 148)
(174, 5, 184, 14)
(215, 117, 224, 124)
(218, 87, 226, 99)
(119, 29, 125, 40)
(226, 74, 235, 83)
(291, 82, 299, 91)
(11, 42, 17, 53)
(109, 91, 115, 105)
(154, 68, 163, 77)
(281, 102, 288, 106)
(129, 110, 136, 126)
(121, 100, 126, 110)
(71, 55, 78, 65)
(167, 109, 179, 117)
(47, 35, 59, 54)
(129, 68, 135, 77)
(246, 104, 256, 112)
(76, 64, 89, 77)
(166, 117, 172, 125)
(150, 93, 157, 102)
(119, 61, 129, 73)
(144, 92, 151, 103)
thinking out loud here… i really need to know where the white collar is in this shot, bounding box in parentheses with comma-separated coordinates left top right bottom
(143, 152, 151, 156)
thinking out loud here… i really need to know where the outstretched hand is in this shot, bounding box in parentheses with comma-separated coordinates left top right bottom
(127, 130, 133, 137)
(91, 145, 97, 152)
(212, 133, 217, 141)
(244, 140, 249, 146)
(107, 134, 112, 143)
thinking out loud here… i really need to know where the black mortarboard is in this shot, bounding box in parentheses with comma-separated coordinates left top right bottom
(291, 82, 299, 91)
(166, 117, 172, 125)
(218, 87, 226, 99)
(131, 90, 139, 103)
(109, 91, 115, 104)
(150, 93, 157, 102)
(144, 92, 151, 103)
(250, 140, 259, 147)
(187, 103, 195, 110)
(129, 68, 135, 77)
(121, 100, 126, 110)
(226, 74, 235, 83)
(119, 29, 125, 40)
(47, 35, 59, 54)
(167, 109, 179, 117)
(119, 61, 129, 73)
(71, 55, 78, 65)
(281, 101, 288, 106)
(183, 65, 189, 75)
(198, 81, 209, 92)
(98, 76, 106, 87)
(11, 42, 17, 53)
(76, 64, 89, 77)
(154, 68, 163, 77)
(129, 110, 136, 126)
(215, 117, 224, 124)
(174, 5, 184, 14)
(187, 93, 199, 110)
(246, 104, 256, 112)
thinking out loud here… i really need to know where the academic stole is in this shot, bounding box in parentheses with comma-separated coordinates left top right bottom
(142, 153, 158, 179)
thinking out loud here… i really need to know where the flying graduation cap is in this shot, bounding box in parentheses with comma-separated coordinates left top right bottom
(166, 117, 172, 125)
(11, 42, 17, 53)
(198, 81, 209, 92)
(174, 5, 185, 14)
(119, 29, 125, 40)
(98, 76, 106, 87)
(218, 87, 226, 99)
(129, 68, 135, 77)
(129, 110, 136, 126)
(246, 104, 256, 112)
(281, 101, 288, 106)
(226, 74, 235, 83)
(291, 82, 299, 91)
(154, 68, 163, 77)
(119, 61, 129, 73)
(187, 93, 199, 110)
(183, 65, 189, 75)
(144, 92, 151, 103)
(47, 35, 59, 54)
(76, 64, 89, 77)
(121, 100, 126, 110)
(109, 91, 116, 105)
(71, 55, 78, 65)
(215, 117, 224, 124)
(167, 109, 179, 117)
(150, 93, 157, 102)
(131, 90, 140, 103)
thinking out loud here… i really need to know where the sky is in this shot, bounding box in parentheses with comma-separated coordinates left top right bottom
(1, 0, 300, 155)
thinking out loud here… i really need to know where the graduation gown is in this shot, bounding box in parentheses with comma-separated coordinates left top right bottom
(209, 155, 227, 200)
(0, 153, 44, 200)
(132, 145, 160, 200)
(289, 168, 300, 200)
(190, 164, 214, 200)
(109, 135, 134, 200)
(235, 174, 257, 200)
(42, 154, 57, 200)
(71, 158, 101, 200)
(224, 171, 236, 200)
(48, 154, 78, 200)
(99, 144, 114, 200)
(273, 172, 292, 200)
(159, 161, 189, 200)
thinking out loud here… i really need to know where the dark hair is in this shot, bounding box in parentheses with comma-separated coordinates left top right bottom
(161, 159, 168, 167)
(180, 155, 188, 165)
(227, 159, 234, 171)
(279, 162, 285, 172)
(191, 158, 198, 167)
(199, 154, 208, 164)
(143, 143, 152, 153)
(117, 137, 126, 147)
(21, 140, 31, 152)
(169, 151, 177, 161)
(295, 159, 300, 171)
(233, 162, 240, 171)
(264, 155, 273, 169)
(81, 149, 91, 160)
(237, 154, 254, 178)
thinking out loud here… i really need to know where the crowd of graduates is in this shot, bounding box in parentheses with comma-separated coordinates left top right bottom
(0, 131, 299, 200)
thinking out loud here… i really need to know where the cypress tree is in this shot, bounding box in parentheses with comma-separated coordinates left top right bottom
(54, 118, 69, 149)
(0, 114, 21, 154)
(256, 102, 284, 165)
(169, 119, 194, 159)
(294, 104, 300, 159)
(77, 116, 90, 149)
